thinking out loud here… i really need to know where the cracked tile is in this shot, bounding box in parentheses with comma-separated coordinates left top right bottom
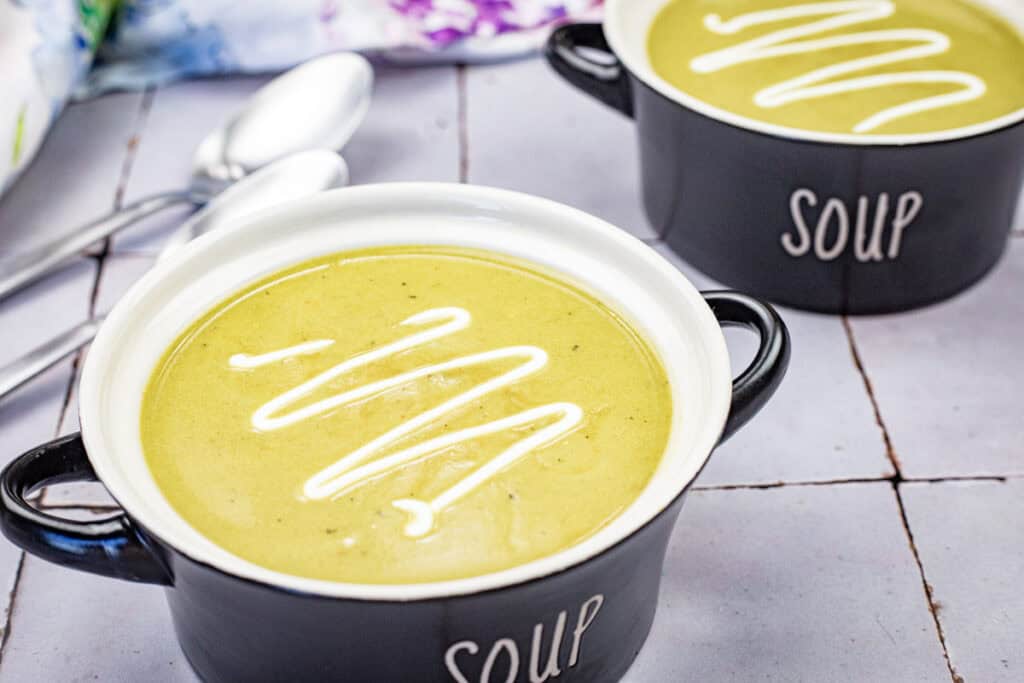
(0, 551, 196, 682)
(902, 479, 1024, 683)
(626, 483, 949, 681)
(0, 259, 95, 462)
(44, 256, 155, 507)
(654, 243, 893, 486)
(848, 241, 1024, 478)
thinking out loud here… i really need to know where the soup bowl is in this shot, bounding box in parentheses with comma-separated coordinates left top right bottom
(546, 0, 1024, 313)
(0, 184, 788, 682)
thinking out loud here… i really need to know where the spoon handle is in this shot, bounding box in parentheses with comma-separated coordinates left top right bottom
(0, 191, 196, 302)
(0, 316, 104, 401)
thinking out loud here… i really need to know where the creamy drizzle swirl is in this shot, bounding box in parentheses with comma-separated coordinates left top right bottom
(230, 307, 583, 538)
(689, 1, 987, 133)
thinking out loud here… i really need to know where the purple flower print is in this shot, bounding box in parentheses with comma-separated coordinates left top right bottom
(390, 0, 597, 46)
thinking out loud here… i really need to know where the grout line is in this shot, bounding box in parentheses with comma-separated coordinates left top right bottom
(841, 316, 902, 474)
(40, 261, 106, 507)
(100, 250, 161, 261)
(115, 88, 156, 213)
(905, 474, 1008, 484)
(0, 551, 26, 669)
(50, 353, 83, 445)
(692, 473, 1009, 492)
(840, 319, 961, 680)
(456, 64, 468, 183)
(693, 476, 889, 491)
(42, 256, 105, 506)
(891, 483, 962, 683)
(101, 87, 155, 259)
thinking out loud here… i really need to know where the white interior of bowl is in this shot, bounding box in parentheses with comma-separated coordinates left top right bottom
(79, 183, 733, 601)
(604, 0, 1024, 146)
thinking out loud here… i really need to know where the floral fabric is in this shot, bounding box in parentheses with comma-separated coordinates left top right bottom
(2, 0, 602, 195)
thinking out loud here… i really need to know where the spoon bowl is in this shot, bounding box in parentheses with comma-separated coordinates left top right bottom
(196, 53, 374, 180)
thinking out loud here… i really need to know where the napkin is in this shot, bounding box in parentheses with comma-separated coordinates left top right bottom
(2, 0, 115, 195)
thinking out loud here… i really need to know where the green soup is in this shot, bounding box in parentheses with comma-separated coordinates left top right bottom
(647, 0, 1024, 136)
(140, 247, 672, 584)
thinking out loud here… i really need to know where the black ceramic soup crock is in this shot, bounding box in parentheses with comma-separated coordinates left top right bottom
(0, 184, 789, 682)
(546, 0, 1024, 314)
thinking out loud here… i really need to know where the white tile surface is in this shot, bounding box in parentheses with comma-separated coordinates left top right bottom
(0, 546, 21, 649)
(0, 93, 143, 257)
(626, 484, 950, 682)
(56, 254, 153, 437)
(466, 58, 655, 239)
(902, 479, 1024, 683)
(0, 553, 196, 682)
(111, 77, 269, 254)
(848, 241, 1024, 479)
(343, 65, 459, 185)
(0, 259, 95, 464)
(43, 256, 155, 507)
(654, 243, 893, 486)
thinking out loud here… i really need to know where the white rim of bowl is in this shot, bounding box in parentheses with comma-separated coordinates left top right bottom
(78, 183, 734, 601)
(603, 0, 1024, 146)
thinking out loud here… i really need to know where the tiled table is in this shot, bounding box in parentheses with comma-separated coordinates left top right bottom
(0, 58, 1020, 682)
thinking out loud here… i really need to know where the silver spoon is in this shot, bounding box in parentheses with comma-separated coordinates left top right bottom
(0, 150, 349, 401)
(0, 52, 373, 301)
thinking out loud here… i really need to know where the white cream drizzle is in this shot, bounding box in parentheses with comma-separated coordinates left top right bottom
(688, 1, 987, 133)
(229, 307, 583, 538)
(229, 339, 335, 368)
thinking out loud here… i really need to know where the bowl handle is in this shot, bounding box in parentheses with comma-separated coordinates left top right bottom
(545, 23, 634, 118)
(0, 433, 172, 585)
(703, 291, 790, 442)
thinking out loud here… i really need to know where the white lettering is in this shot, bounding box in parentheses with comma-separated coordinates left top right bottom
(783, 188, 816, 256)
(445, 641, 479, 683)
(569, 594, 605, 668)
(890, 191, 924, 258)
(529, 611, 567, 682)
(814, 198, 850, 261)
(481, 639, 519, 683)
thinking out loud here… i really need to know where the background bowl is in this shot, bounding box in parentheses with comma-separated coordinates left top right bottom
(546, 0, 1024, 313)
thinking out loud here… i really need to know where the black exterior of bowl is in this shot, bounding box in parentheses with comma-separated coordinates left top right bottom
(0, 291, 789, 682)
(3, 438, 680, 683)
(167, 491, 681, 683)
(547, 24, 1024, 314)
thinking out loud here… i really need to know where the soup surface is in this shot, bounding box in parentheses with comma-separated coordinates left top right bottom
(141, 247, 672, 584)
(647, 0, 1024, 136)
